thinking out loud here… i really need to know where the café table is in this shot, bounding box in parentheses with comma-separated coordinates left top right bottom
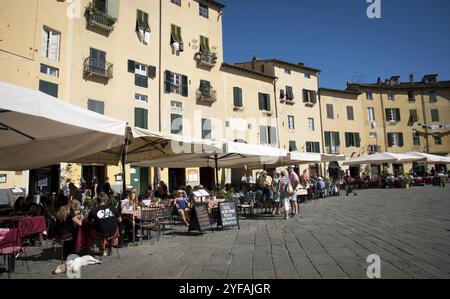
(121, 208, 159, 244)
(0, 228, 21, 274)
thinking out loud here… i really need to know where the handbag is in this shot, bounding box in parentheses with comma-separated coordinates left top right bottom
(286, 183, 294, 196)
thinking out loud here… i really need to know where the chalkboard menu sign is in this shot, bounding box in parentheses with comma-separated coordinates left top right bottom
(189, 204, 213, 233)
(218, 202, 240, 230)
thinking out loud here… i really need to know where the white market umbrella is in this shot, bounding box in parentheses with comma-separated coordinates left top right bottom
(406, 152, 450, 164)
(288, 151, 346, 164)
(0, 81, 127, 171)
(343, 152, 426, 166)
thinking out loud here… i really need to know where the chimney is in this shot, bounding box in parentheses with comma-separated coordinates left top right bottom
(298, 62, 304, 66)
(409, 74, 414, 83)
(377, 77, 382, 84)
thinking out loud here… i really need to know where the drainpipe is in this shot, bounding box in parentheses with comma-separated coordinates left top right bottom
(273, 77, 281, 149)
(379, 88, 388, 152)
(317, 72, 325, 177)
(158, 0, 163, 132)
(420, 90, 430, 153)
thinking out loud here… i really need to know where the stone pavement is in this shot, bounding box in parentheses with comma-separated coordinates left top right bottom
(1, 186, 449, 279)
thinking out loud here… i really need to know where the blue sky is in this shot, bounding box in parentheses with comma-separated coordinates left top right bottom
(221, 0, 450, 89)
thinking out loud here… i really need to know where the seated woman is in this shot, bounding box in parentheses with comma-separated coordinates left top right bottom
(121, 189, 138, 212)
(172, 191, 190, 227)
(88, 193, 121, 256)
(54, 197, 83, 260)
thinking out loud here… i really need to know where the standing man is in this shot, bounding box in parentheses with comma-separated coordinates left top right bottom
(287, 166, 300, 216)
(102, 177, 113, 197)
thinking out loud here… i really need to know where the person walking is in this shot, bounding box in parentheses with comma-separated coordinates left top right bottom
(271, 171, 281, 215)
(279, 170, 293, 220)
(287, 166, 300, 216)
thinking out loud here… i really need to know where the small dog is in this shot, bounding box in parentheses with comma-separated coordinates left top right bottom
(53, 255, 102, 275)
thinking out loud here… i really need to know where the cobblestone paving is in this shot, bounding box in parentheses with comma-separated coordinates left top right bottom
(2, 186, 449, 279)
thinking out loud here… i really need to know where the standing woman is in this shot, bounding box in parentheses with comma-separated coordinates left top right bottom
(271, 171, 281, 215)
(279, 171, 292, 221)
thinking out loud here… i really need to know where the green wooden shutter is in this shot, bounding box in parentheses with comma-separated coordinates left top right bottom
(181, 75, 188, 97)
(106, 0, 120, 19)
(258, 93, 264, 110)
(311, 91, 317, 103)
(265, 94, 271, 112)
(387, 133, 393, 147)
(147, 65, 156, 78)
(385, 109, 390, 121)
(128, 60, 135, 73)
(303, 89, 308, 103)
(260, 126, 267, 144)
(270, 127, 277, 145)
(286, 86, 293, 100)
(171, 25, 176, 42)
(335, 132, 341, 147)
(324, 132, 331, 147)
(233, 87, 243, 107)
(399, 133, 404, 147)
(396, 109, 401, 122)
(356, 133, 361, 148)
(345, 133, 350, 148)
(177, 26, 182, 43)
(164, 71, 172, 93)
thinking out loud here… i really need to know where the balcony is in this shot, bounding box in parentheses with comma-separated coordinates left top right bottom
(325, 146, 340, 155)
(84, 57, 113, 79)
(368, 145, 380, 155)
(86, 9, 117, 32)
(195, 52, 217, 68)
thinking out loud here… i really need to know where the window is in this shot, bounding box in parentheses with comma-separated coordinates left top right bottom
(135, 108, 148, 129)
(366, 90, 373, 100)
(387, 91, 395, 101)
(345, 133, 361, 148)
(199, 3, 209, 18)
(324, 132, 340, 148)
(412, 132, 420, 146)
(258, 93, 271, 112)
(367, 107, 375, 121)
(285, 86, 294, 101)
(289, 141, 298, 152)
(233, 87, 243, 107)
(409, 110, 418, 123)
(434, 135, 442, 145)
(134, 62, 148, 88)
(136, 9, 150, 31)
(199, 35, 211, 53)
(171, 24, 183, 44)
(287, 116, 295, 130)
(88, 99, 105, 115)
(171, 114, 183, 135)
(42, 27, 60, 61)
(408, 91, 415, 102)
(164, 71, 188, 96)
(40, 64, 59, 77)
(260, 126, 277, 146)
(347, 106, 355, 121)
(134, 93, 148, 103)
(305, 73, 311, 79)
(429, 91, 437, 102)
(39, 80, 58, 98)
(0, 174, 6, 184)
(284, 69, 291, 75)
(171, 0, 181, 6)
(387, 133, 404, 147)
(201, 118, 212, 140)
(386, 108, 401, 122)
(369, 132, 377, 139)
(171, 100, 183, 111)
(326, 104, 334, 119)
(306, 142, 320, 153)
(260, 64, 265, 73)
(308, 118, 315, 131)
(431, 109, 439, 122)
(303, 89, 317, 104)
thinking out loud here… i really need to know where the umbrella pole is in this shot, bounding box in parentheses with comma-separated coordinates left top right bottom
(121, 130, 130, 197)
(214, 154, 219, 189)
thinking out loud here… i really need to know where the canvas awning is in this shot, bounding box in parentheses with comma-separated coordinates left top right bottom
(288, 151, 346, 164)
(406, 152, 450, 164)
(343, 153, 426, 166)
(0, 81, 127, 171)
(134, 141, 288, 169)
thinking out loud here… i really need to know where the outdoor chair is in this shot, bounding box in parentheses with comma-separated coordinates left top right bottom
(135, 209, 160, 245)
(91, 229, 120, 261)
(158, 205, 175, 238)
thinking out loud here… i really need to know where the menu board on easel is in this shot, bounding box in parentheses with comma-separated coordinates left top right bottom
(217, 202, 240, 230)
(188, 204, 213, 234)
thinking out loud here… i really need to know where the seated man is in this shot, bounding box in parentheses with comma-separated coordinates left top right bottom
(88, 193, 121, 256)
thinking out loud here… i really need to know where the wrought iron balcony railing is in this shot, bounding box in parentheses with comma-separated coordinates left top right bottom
(84, 57, 113, 79)
(195, 52, 217, 68)
(86, 10, 116, 32)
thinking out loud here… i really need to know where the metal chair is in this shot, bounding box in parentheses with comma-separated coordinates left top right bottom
(158, 206, 175, 238)
(135, 209, 160, 244)
(92, 229, 121, 261)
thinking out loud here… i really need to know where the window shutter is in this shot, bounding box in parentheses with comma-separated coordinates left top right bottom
(265, 94, 271, 112)
(286, 86, 293, 100)
(324, 132, 331, 147)
(128, 60, 135, 73)
(181, 75, 188, 97)
(135, 74, 148, 88)
(314, 143, 320, 153)
(270, 127, 277, 145)
(233, 87, 242, 107)
(135, 108, 142, 128)
(356, 133, 361, 148)
(106, 0, 120, 19)
(238, 88, 243, 107)
(177, 26, 182, 43)
(170, 25, 176, 43)
(49, 31, 60, 61)
(311, 91, 317, 103)
(258, 93, 264, 110)
(387, 134, 393, 147)
(289, 141, 297, 152)
(303, 89, 308, 103)
(260, 126, 267, 145)
(345, 133, 350, 148)
(396, 109, 401, 122)
(280, 89, 285, 99)
(399, 133, 404, 147)
(335, 132, 341, 147)
(385, 109, 390, 121)
(164, 71, 172, 93)
(42, 29, 49, 58)
(147, 65, 156, 78)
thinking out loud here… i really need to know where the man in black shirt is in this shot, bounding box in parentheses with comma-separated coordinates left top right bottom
(88, 193, 121, 255)
(102, 177, 112, 196)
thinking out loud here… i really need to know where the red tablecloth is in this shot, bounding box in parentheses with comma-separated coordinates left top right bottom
(0, 228, 20, 249)
(18, 216, 47, 237)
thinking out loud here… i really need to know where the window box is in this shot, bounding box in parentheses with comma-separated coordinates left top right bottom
(195, 51, 217, 68)
(84, 57, 113, 79)
(263, 111, 273, 117)
(285, 100, 296, 105)
(233, 106, 244, 112)
(305, 102, 315, 107)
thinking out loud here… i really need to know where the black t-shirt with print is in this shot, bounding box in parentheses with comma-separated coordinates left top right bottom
(88, 204, 119, 239)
